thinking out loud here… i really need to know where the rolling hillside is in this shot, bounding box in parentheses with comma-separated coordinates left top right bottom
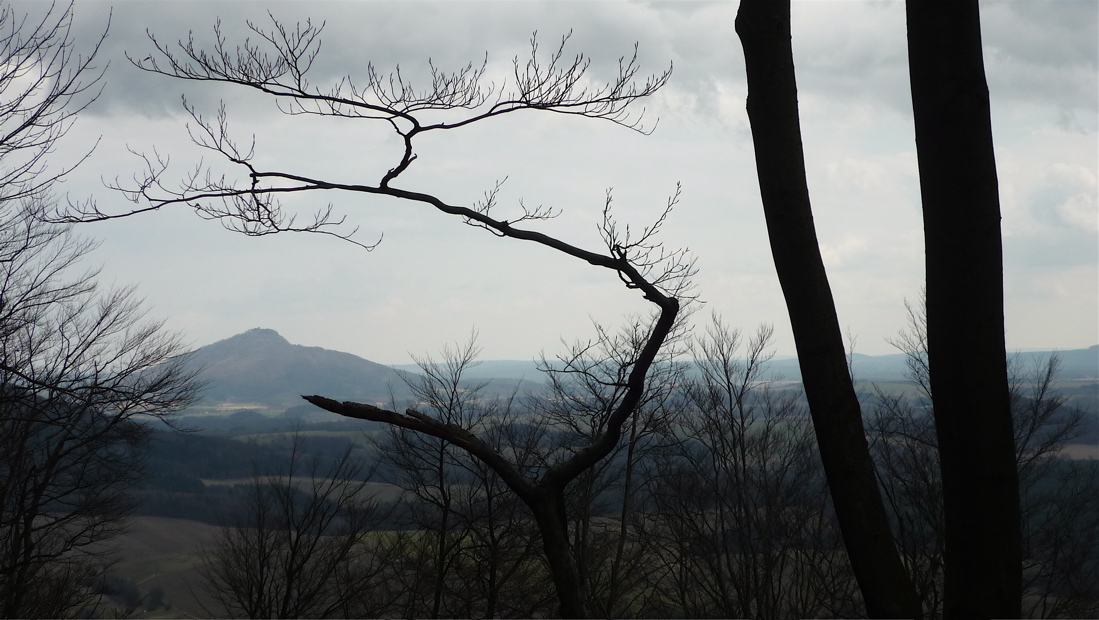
(184, 328, 538, 414)
(186, 328, 411, 410)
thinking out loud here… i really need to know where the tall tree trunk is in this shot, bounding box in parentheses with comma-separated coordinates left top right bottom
(906, 1, 1021, 617)
(530, 489, 588, 618)
(734, 1, 922, 617)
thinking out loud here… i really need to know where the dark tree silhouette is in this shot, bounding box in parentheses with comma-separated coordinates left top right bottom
(0, 5, 199, 617)
(736, 0, 1032, 615)
(199, 434, 384, 619)
(641, 320, 860, 618)
(906, 1, 1021, 616)
(873, 296, 1096, 618)
(0, 210, 200, 618)
(536, 315, 689, 617)
(374, 338, 550, 618)
(55, 18, 687, 617)
(733, 1, 921, 617)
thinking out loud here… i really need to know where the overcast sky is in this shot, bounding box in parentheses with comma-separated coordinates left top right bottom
(32, 1, 1099, 364)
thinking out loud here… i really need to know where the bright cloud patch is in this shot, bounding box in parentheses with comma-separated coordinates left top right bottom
(1032, 163, 1099, 232)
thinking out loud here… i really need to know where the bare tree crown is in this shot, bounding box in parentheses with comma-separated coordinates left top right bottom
(56, 17, 673, 260)
(0, 1, 106, 205)
(47, 15, 684, 616)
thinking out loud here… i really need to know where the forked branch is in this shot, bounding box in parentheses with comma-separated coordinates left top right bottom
(51, 18, 670, 242)
(47, 17, 681, 616)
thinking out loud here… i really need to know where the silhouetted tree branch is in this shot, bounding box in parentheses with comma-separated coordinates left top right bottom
(0, 1, 106, 206)
(61, 14, 684, 617)
(51, 17, 672, 251)
(373, 337, 547, 618)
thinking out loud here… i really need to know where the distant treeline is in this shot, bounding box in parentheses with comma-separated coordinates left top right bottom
(135, 422, 382, 524)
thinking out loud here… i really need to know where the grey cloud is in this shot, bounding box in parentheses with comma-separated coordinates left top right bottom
(981, 3, 1096, 121)
(791, 3, 913, 117)
(983, 1, 1098, 71)
(8, 1, 1090, 359)
(42, 1, 1098, 130)
(65, 2, 688, 121)
(1005, 164, 1099, 268)
(781, 1, 1098, 124)
(63, 2, 268, 118)
(1030, 164, 1098, 230)
(1005, 230, 1098, 270)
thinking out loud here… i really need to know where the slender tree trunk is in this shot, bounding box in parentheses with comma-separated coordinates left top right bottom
(431, 444, 451, 619)
(906, 2, 1021, 617)
(484, 490, 499, 619)
(530, 489, 588, 618)
(606, 413, 640, 616)
(734, 1, 922, 617)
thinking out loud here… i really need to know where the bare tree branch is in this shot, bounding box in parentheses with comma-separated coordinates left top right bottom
(47, 14, 682, 616)
(0, 1, 107, 206)
(50, 18, 671, 251)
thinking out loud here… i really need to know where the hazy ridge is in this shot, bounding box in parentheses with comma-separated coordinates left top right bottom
(188, 328, 1098, 413)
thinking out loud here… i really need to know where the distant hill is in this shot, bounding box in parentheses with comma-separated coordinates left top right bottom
(187, 328, 411, 410)
(392, 346, 1099, 384)
(1017, 345, 1099, 380)
(390, 359, 549, 383)
(391, 354, 920, 384)
(773, 347, 1098, 383)
(184, 328, 1096, 417)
